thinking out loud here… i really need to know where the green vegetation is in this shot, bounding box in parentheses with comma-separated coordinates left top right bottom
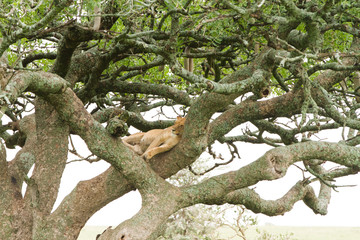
(1, 0, 360, 239)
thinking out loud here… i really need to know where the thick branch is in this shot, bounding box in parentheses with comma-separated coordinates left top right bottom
(97, 183, 181, 240)
(50, 167, 134, 240)
(182, 141, 359, 207)
(46, 89, 167, 194)
(7, 115, 36, 194)
(2, 71, 168, 193)
(225, 180, 330, 216)
(24, 99, 68, 216)
(2, 71, 69, 103)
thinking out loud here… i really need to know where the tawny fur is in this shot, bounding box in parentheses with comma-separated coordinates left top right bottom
(122, 116, 186, 160)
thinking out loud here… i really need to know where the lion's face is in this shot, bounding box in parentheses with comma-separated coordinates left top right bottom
(173, 116, 186, 135)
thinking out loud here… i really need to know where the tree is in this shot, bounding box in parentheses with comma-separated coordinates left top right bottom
(0, 0, 360, 239)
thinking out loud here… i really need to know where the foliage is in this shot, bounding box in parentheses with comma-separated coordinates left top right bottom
(0, 0, 360, 240)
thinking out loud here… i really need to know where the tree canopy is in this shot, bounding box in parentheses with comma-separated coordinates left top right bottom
(1, 0, 360, 239)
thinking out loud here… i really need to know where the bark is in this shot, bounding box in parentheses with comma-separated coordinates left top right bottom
(1, 1, 360, 239)
(1, 50, 357, 238)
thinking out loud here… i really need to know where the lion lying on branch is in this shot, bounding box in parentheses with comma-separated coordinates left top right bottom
(123, 116, 186, 160)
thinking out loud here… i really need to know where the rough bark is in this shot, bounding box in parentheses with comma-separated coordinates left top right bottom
(1, 1, 360, 239)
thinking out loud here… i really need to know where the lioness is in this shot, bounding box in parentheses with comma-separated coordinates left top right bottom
(122, 116, 186, 160)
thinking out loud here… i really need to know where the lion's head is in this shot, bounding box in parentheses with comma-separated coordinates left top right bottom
(172, 116, 186, 135)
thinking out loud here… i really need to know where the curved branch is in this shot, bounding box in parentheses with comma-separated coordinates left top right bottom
(99, 80, 193, 106)
(225, 180, 330, 216)
(22, 52, 57, 68)
(2, 71, 69, 103)
(48, 91, 167, 194)
(7, 115, 36, 193)
(182, 141, 359, 208)
(2, 70, 169, 192)
(208, 91, 302, 144)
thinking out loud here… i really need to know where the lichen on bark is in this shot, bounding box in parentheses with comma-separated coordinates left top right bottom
(1, 1, 360, 239)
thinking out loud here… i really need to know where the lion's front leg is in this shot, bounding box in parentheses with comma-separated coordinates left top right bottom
(142, 137, 180, 160)
(143, 145, 171, 160)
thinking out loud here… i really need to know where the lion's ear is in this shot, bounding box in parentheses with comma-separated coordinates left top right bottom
(177, 116, 181, 120)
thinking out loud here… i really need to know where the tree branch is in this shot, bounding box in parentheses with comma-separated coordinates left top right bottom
(99, 80, 193, 106)
(24, 98, 68, 217)
(225, 180, 329, 216)
(7, 115, 36, 193)
(0, 0, 74, 57)
(182, 141, 357, 215)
